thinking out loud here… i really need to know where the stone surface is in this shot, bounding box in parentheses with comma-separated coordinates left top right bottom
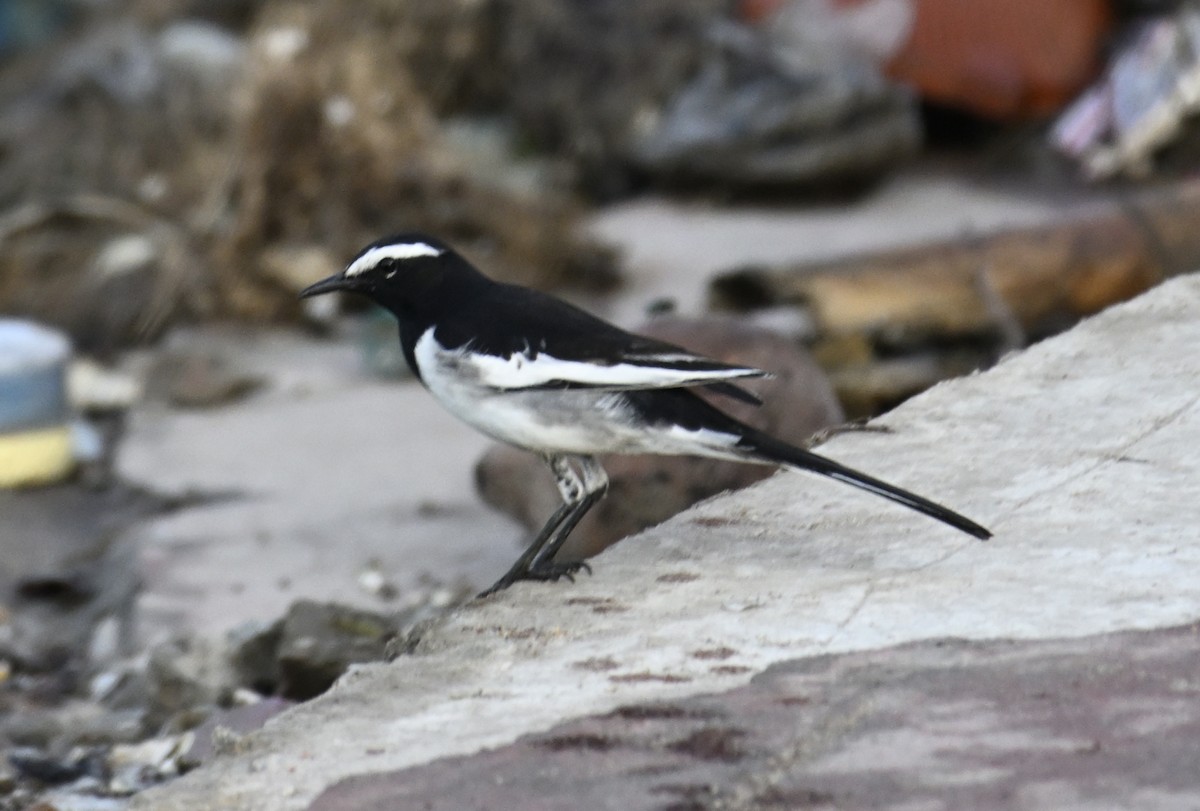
(475, 314, 844, 559)
(128, 273, 1200, 810)
(309, 622, 1200, 810)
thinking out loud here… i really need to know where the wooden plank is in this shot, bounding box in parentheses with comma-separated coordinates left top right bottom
(710, 183, 1200, 343)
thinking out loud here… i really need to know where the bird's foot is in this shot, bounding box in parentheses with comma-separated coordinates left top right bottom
(476, 559, 592, 599)
(527, 559, 592, 583)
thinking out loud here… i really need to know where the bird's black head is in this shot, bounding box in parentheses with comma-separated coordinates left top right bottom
(299, 233, 472, 308)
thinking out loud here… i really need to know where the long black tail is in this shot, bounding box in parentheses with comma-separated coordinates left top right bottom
(739, 431, 992, 541)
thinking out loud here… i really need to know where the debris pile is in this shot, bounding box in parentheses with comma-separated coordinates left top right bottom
(1053, 2, 1200, 178)
(0, 583, 469, 809)
(0, 0, 618, 352)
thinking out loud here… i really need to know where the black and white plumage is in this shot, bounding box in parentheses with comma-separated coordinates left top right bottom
(301, 233, 991, 596)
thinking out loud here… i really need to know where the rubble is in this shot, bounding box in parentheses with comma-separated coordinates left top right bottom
(0, 1, 618, 352)
(496, 0, 728, 195)
(0, 489, 147, 672)
(1053, 2, 1200, 179)
(631, 19, 920, 187)
(0, 582, 468, 808)
(146, 637, 237, 725)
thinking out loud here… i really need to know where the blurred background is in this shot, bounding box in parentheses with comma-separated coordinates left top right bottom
(3, 0, 1200, 804)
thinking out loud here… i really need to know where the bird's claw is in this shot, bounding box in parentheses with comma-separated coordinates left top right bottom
(476, 559, 592, 598)
(527, 559, 592, 583)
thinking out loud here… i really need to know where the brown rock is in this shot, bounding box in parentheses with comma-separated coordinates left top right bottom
(475, 315, 843, 560)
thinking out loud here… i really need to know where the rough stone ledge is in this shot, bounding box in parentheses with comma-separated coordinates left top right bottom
(311, 622, 1200, 810)
(132, 274, 1200, 810)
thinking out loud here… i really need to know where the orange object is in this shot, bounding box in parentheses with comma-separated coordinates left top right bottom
(884, 0, 1113, 119)
(739, 0, 787, 23)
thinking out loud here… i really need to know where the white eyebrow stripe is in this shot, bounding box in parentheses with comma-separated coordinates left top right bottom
(344, 242, 443, 277)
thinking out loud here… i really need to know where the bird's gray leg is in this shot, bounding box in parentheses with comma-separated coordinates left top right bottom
(529, 455, 609, 577)
(478, 455, 588, 597)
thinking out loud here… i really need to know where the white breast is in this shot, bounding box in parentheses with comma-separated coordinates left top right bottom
(412, 328, 618, 452)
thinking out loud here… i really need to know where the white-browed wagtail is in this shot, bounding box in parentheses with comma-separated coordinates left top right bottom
(301, 234, 991, 596)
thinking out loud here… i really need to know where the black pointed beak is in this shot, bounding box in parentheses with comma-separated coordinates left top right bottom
(299, 273, 354, 299)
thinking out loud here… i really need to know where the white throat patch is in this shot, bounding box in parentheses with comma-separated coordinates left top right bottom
(344, 242, 444, 278)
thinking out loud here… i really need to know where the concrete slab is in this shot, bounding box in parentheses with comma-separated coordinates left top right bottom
(310, 622, 1200, 811)
(129, 270, 1200, 810)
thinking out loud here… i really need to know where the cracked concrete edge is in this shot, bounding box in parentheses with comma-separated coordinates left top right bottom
(132, 274, 1200, 810)
(308, 621, 1200, 811)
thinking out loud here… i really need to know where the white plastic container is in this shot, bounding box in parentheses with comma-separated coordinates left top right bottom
(0, 319, 74, 486)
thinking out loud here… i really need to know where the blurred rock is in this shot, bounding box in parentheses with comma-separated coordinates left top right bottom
(225, 619, 282, 696)
(146, 636, 237, 722)
(32, 790, 131, 811)
(0, 201, 198, 355)
(89, 666, 151, 715)
(151, 351, 264, 410)
(497, 0, 728, 195)
(2, 699, 145, 751)
(633, 16, 920, 187)
(475, 315, 844, 560)
(0, 489, 144, 673)
(277, 601, 398, 701)
(157, 20, 245, 87)
(106, 734, 192, 794)
(0, 2, 617, 350)
(7, 746, 105, 786)
(180, 697, 292, 767)
(2, 710, 67, 749)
